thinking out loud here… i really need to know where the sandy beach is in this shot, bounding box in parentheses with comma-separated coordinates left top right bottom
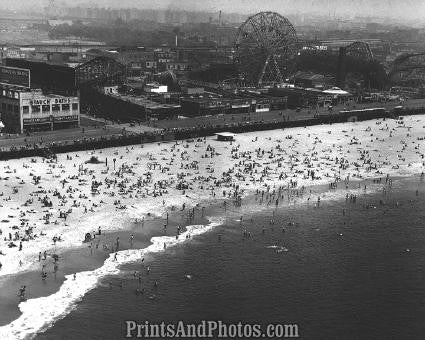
(1, 115, 425, 338)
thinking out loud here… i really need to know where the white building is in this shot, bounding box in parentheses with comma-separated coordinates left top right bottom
(144, 82, 168, 94)
(0, 84, 80, 133)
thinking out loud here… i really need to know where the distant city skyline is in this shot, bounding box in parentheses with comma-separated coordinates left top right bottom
(1, 0, 425, 23)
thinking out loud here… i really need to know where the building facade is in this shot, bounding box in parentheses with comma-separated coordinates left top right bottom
(0, 84, 80, 133)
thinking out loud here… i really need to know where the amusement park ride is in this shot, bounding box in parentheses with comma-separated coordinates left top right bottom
(234, 12, 298, 87)
(232, 11, 425, 89)
(34, 8, 425, 92)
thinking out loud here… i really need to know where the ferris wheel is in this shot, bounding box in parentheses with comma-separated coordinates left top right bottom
(234, 12, 298, 86)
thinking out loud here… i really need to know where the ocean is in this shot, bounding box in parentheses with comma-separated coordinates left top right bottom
(30, 175, 425, 340)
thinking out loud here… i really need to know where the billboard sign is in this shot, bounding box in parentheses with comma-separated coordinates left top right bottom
(23, 117, 51, 124)
(0, 66, 30, 88)
(53, 115, 79, 122)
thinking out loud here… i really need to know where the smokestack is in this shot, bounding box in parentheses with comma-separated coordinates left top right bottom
(219, 10, 222, 26)
(175, 35, 178, 47)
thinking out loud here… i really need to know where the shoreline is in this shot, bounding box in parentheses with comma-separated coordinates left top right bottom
(1, 115, 425, 338)
(37, 174, 425, 340)
(1, 116, 425, 280)
(0, 173, 416, 334)
(0, 215, 224, 339)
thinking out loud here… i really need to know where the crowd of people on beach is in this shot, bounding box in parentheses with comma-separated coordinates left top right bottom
(0, 115, 424, 301)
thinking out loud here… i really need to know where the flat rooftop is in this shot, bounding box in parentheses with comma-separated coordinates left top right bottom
(108, 93, 180, 110)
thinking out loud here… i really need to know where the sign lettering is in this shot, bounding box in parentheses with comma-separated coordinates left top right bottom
(54, 98, 71, 104)
(0, 66, 30, 88)
(29, 98, 73, 105)
(30, 99, 50, 105)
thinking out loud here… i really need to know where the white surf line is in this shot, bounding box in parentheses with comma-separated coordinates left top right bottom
(0, 217, 224, 340)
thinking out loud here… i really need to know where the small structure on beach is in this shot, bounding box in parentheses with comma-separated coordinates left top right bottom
(86, 156, 104, 164)
(215, 132, 235, 142)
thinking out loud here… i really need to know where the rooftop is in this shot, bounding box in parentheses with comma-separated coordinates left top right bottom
(215, 132, 235, 137)
(108, 93, 180, 110)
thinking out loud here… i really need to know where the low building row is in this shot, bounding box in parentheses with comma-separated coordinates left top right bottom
(0, 84, 80, 133)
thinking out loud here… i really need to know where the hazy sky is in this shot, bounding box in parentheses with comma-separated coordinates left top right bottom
(3, 0, 425, 21)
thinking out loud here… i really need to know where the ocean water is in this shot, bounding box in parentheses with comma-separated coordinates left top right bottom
(29, 176, 425, 339)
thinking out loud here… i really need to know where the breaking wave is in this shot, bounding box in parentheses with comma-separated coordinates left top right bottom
(0, 218, 224, 340)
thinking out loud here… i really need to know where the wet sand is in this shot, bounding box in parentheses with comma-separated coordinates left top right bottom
(1, 115, 425, 339)
(37, 175, 425, 340)
(0, 208, 206, 325)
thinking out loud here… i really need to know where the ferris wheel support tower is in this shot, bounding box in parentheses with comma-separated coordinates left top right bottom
(234, 11, 298, 87)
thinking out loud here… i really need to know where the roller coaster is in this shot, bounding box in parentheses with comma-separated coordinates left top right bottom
(388, 52, 425, 85)
(336, 41, 375, 87)
(233, 12, 425, 90)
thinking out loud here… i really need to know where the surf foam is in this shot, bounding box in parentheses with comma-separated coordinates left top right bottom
(0, 218, 224, 340)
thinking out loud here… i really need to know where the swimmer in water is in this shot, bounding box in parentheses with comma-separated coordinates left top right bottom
(18, 285, 26, 299)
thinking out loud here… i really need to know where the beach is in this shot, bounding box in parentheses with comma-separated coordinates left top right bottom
(1, 114, 425, 339)
(37, 175, 425, 340)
